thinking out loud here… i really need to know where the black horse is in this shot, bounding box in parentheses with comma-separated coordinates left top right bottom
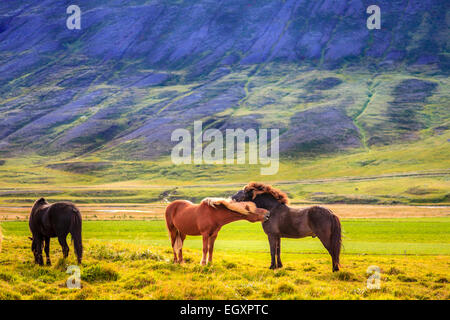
(29, 198, 83, 265)
(232, 182, 342, 272)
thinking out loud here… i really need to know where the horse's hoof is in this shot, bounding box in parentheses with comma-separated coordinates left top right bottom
(269, 265, 276, 270)
(46, 261, 51, 266)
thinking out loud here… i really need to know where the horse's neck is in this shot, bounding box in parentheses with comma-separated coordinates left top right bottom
(264, 201, 288, 213)
(214, 208, 243, 226)
(264, 204, 290, 218)
(32, 205, 50, 219)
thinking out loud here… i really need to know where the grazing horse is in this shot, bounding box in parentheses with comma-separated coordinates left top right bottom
(29, 198, 83, 265)
(232, 182, 342, 272)
(165, 198, 269, 265)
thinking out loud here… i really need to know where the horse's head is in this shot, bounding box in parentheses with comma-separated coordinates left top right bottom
(231, 189, 252, 202)
(243, 206, 270, 223)
(232, 182, 289, 211)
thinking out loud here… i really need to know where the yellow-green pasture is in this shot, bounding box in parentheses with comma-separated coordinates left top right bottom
(0, 217, 448, 300)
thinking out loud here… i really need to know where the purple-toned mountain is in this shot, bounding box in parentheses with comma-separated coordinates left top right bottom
(0, 0, 448, 159)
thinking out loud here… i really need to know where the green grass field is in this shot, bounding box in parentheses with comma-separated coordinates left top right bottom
(1, 217, 449, 300)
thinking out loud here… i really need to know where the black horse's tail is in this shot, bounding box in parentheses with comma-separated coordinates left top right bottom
(70, 208, 83, 264)
(329, 213, 342, 272)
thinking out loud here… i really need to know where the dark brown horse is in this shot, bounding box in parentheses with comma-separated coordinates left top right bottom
(29, 198, 83, 265)
(232, 182, 342, 272)
(165, 198, 269, 265)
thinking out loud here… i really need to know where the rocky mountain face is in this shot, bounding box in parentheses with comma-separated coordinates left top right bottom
(0, 0, 448, 159)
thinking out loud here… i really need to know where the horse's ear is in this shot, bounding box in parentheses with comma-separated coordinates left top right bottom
(252, 190, 264, 200)
(37, 197, 46, 204)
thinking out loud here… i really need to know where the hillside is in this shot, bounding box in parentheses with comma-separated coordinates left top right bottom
(0, 0, 448, 160)
(0, 0, 449, 207)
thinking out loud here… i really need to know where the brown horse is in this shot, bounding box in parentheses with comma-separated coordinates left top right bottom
(165, 198, 269, 265)
(232, 182, 342, 272)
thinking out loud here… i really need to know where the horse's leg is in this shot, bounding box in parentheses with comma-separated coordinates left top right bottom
(201, 234, 209, 265)
(169, 229, 178, 263)
(166, 204, 184, 264)
(178, 233, 186, 263)
(309, 210, 341, 272)
(58, 236, 69, 259)
(315, 228, 338, 272)
(38, 239, 44, 266)
(267, 234, 278, 269)
(44, 237, 51, 266)
(276, 236, 283, 268)
(207, 234, 218, 264)
(34, 237, 44, 266)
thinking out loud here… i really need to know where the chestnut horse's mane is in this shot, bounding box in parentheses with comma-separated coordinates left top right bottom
(244, 182, 290, 205)
(201, 198, 258, 215)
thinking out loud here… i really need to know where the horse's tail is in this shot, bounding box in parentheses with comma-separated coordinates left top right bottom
(165, 201, 176, 231)
(329, 213, 342, 272)
(173, 231, 183, 253)
(165, 201, 186, 253)
(70, 208, 83, 264)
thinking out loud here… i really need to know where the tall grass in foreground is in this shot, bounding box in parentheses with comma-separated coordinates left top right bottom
(0, 237, 448, 300)
(0, 217, 448, 300)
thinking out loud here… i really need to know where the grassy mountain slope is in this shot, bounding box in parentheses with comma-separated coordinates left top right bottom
(0, 1, 448, 204)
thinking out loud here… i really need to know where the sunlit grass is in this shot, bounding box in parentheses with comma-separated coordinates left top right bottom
(0, 217, 448, 300)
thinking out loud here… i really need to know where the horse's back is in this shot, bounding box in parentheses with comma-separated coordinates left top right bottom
(48, 202, 79, 219)
(50, 201, 79, 211)
(46, 202, 81, 235)
(165, 200, 206, 235)
(302, 205, 339, 232)
(269, 205, 336, 238)
(304, 205, 336, 219)
(165, 200, 194, 216)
